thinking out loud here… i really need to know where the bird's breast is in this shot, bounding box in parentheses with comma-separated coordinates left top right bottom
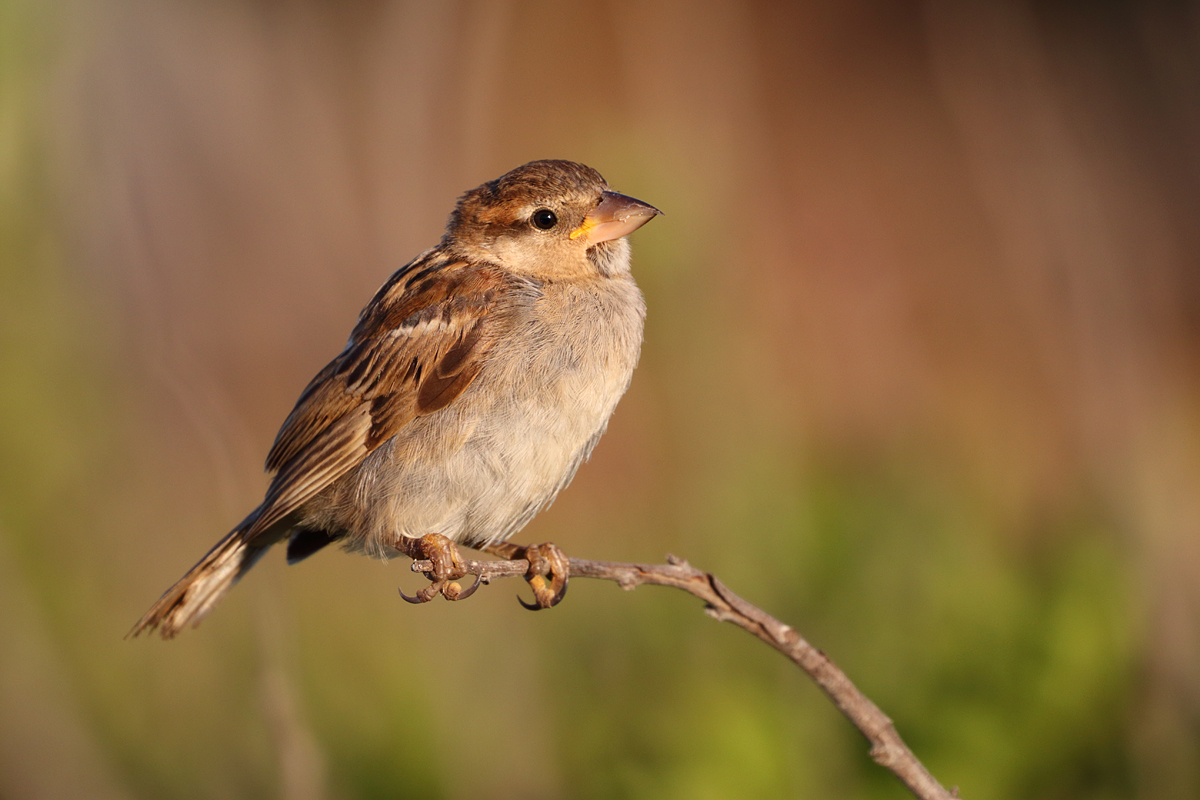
(326, 275, 645, 553)
(475, 275, 645, 463)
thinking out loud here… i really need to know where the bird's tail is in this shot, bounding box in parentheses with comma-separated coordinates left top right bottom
(129, 520, 275, 639)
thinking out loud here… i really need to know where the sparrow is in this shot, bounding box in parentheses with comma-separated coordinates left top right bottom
(132, 159, 659, 638)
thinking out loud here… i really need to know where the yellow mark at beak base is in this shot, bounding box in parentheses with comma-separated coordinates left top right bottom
(572, 191, 661, 245)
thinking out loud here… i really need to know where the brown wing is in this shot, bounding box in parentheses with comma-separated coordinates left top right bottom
(245, 257, 513, 539)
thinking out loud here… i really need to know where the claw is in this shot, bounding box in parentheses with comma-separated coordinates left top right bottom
(399, 579, 446, 604)
(444, 572, 483, 601)
(398, 585, 428, 604)
(516, 582, 568, 609)
(518, 573, 570, 610)
(396, 533, 472, 605)
(549, 575, 569, 606)
(514, 542, 570, 610)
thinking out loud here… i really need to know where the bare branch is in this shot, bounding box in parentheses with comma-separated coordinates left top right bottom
(410, 553, 960, 800)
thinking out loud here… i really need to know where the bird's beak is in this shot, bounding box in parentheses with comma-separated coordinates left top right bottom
(570, 191, 662, 245)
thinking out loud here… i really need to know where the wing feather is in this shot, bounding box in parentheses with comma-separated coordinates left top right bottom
(246, 258, 515, 540)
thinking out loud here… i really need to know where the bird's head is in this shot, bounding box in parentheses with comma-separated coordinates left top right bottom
(444, 159, 660, 279)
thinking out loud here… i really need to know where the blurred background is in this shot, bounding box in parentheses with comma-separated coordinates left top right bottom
(2, 0, 1198, 798)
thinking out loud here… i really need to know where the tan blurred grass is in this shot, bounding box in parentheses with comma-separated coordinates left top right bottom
(2, 0, 1199, 798)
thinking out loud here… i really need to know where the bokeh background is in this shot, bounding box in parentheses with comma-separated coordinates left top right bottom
(3, 0, 1199, 798)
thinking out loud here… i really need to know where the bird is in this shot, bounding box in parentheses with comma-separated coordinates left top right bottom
(131, 160, 660, 638)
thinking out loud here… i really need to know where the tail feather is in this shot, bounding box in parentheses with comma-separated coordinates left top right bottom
(129, 525, 271, 639)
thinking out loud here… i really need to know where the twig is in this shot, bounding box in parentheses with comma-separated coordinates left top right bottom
(410, 553, 959, 800)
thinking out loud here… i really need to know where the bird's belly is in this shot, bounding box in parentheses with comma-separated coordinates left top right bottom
(321, 338, 636, 556)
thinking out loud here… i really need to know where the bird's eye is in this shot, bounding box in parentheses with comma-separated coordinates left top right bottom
(531, 208, 558, 230)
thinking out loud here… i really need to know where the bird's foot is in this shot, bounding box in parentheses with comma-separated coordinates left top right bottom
(485, 541, 569, 610)
(397, 533, 481, 603)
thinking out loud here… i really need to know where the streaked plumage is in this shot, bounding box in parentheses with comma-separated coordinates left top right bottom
(133, 160, 658, 637)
